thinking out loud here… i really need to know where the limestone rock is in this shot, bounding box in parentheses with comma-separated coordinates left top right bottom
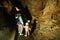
(21, 0, 60, 40)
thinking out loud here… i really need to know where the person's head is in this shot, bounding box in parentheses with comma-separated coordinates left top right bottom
(25, 22, 29, 26)
(15, 7, 20, 11)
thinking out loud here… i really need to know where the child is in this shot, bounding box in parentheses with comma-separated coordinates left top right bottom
(24, 22, 31, 37)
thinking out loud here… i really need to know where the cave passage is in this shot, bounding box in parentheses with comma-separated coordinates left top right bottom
(0, 0, 35, 40)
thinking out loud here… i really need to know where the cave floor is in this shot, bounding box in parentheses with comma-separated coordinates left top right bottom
(0, 27, 34, 40)
(18, 34, 34, 40)
(0, 28, 16, 40)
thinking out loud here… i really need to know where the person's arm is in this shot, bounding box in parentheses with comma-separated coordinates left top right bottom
(23, 26, 25, 28)
(15, 16, 18, 18)
(28, 26, 31, 31)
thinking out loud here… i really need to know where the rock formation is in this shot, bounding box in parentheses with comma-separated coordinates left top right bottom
(21, 0, 60, 40)
(0, 0, 60, 40)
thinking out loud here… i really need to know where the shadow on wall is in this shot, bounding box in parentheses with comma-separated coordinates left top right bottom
(21, 6, 32, 25)
(31, 19, 37, 34)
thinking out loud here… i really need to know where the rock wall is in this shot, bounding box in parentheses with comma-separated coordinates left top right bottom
(21, 0, 60, 40)
(0, 0, 60, 40)
(0, 0, 13, 13)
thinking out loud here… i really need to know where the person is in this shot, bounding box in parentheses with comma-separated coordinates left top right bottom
(24, 21, 31, 37)
(15, 7, 24, 35)
(16, 20, 23, 35)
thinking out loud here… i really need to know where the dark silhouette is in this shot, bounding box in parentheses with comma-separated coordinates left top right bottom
(31, 19, 36, 33)
(21, 6, 32, 25)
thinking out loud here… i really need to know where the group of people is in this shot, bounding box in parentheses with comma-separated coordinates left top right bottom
(15, 7, 31, 37)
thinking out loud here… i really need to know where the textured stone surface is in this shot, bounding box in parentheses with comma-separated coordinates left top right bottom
(0, 0, 13, 13)
(0, 0, 60, 40)
(21, 0, 60, 40)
